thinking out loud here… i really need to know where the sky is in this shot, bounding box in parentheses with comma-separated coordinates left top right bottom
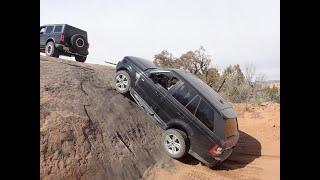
(40, 0, 280, 80)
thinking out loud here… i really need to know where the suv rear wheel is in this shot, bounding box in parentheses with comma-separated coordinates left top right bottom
(114, 70, 131, 94)
(75, 56, 87, 62)
(45, 41, 59, 57)
(162, 129, 189, 159)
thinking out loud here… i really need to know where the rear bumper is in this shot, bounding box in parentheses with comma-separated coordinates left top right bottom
(190, 132, 239, 168)
(55, 44, 89, 56)
(213, 148, 234, 162)
(189, 147, 234, 168)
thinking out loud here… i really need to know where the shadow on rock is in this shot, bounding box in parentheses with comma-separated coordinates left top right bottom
(215, 130, 261, 170)
(177, 154, 200, 165)
(123, 92, 137, 104)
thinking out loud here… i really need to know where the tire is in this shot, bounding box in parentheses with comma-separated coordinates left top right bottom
(114, 70, 131, 94)
(70, 34, 88, 51)
(45, 41, 59, 57)
(75, 56, 87, 62)
(162, 129, 189, 159)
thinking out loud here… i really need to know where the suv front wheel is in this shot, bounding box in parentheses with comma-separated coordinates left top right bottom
(162, 129, 189, 159)
(45, 41, 59, 58)
(114, 70, 131, 94)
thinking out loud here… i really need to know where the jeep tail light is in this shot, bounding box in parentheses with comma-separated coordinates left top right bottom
(60, 34, 65, 44)
(209, 144, 223, 157)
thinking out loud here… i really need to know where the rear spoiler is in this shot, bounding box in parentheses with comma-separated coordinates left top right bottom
(221, 107, 237, 119)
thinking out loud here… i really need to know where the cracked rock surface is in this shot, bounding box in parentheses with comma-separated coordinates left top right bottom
(40, 56, 165, 180)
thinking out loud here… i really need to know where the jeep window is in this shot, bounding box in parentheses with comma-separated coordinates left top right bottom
(185, 96, 200, 114)
(195, 99, 214, 131)
(171, 83, 197, 106)
(54, 25, 63, 32)
(45, 26, 54, 34)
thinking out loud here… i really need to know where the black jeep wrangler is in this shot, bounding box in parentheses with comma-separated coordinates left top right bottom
(40, 24, 89, 62)
(114, 56, 239, 167)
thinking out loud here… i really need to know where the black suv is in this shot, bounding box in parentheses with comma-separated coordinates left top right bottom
(114, 56, 239, 167)
(40, 24, 89, 62)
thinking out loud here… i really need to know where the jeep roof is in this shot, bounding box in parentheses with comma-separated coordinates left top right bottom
(41, 24, 87, 36)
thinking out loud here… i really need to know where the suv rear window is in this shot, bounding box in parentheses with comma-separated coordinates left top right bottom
(172, 83, 197, 106)
(54, 25, 63, 32)
(195, 99, 214, 131)
(45, 26, 53, 33)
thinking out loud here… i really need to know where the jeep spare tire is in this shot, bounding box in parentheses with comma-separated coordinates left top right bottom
(70, 34, 88, 51)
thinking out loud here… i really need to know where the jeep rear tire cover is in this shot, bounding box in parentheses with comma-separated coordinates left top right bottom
(70, 34, 88, 51)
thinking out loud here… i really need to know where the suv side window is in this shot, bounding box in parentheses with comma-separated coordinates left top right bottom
(149, 72, 179, 91)
(172, 83, 197, 106)
(45, 26, 54, 34)
(195, 99, 214, 131)
(185, 96, 200, 114)
(54, 25, 63, 32)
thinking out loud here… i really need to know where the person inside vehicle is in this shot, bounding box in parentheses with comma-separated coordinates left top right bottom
(167, 77, 179, 90)
(151, 74, 168, 89)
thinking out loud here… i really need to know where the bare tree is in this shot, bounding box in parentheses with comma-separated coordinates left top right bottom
(244, 63, 256, 88)
(243, 63, 266, 109)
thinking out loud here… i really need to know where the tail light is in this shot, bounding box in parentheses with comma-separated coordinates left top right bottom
(209, 144, 223, 157)
(60, 34, 65, 44)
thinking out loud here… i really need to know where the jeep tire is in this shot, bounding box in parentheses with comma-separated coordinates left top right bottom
(45, 41, 59, 58)
(162, 129, 189, 159)
(75, 55, 87, 62)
